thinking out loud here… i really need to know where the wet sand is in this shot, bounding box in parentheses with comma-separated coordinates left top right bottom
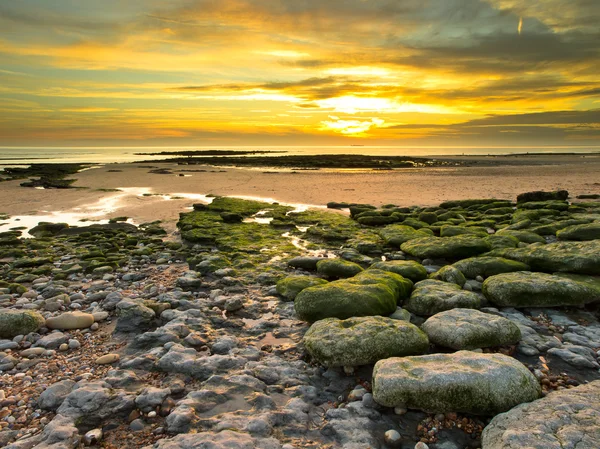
(1, 154, 600, 234)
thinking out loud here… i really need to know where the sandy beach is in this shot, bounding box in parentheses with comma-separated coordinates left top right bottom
(1, 154, 600, 234)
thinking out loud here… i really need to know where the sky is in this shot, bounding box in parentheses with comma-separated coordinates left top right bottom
(0, 0, 599, 147)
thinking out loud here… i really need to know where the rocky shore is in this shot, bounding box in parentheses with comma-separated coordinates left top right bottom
(0, 190, 599, 448)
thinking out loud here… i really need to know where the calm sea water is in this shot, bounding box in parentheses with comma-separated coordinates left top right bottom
(0, 146, 598, 165)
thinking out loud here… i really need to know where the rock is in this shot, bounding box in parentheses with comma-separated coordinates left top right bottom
(496, 229, 546, 244)
(96, 354, 120, 365)
(389, 307, 411, 321)
(481, 380, 600, 449)
(145, 430, 276, 449)
(130, 418, 145, 432)
(384, 429, 402, 448)
(483, 271, 600, 307)
(452, 256, 529, 279)
(316, 259, 363, 278)
(0, 310, 45, 338)
(401, 235, 491, 260)
(303, 316, 429, 367)
(429, 265, 466, 287)
(422, 309, 521, 350)
(404, 279, 480, 316)
(46, 311, 94, 330)
(287, 256, 323, 270)
(491, 240, 600, 275)
(557, 222, 600, 241)
(38, 380, 76, 411)
(380, 224, 434, 247)
(440, 225, 488, 238)
(372, 351, 540, 415)
(116, 300, 156, 332)
(516, 190, 569, 203)
(83, 428, 103, 446)
(276, 278, 329, 306)
(294, 269, 412, 322)
(369, 260, 428, 282)
(34, 331, 69, 349)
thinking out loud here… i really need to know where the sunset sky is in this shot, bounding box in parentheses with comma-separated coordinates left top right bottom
(0, 0, 599, 147)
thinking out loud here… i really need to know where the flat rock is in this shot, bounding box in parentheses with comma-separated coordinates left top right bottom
(303, 316, 428, 367)
(557, 222, 600, 241)
(481, 380, 600, 449)
(294, 269, 412, 322)
(275, 275, 328, 301)
(483, 271, 600, 307)
(422, 309, 521, 350)
(452, 257, 529, 279)
(372, 351, 540, 415)
(404, 279, 480, 316)
(400, 235, 491, 260)
(369, 260, 428, 282)
(46, 311, 95, 330)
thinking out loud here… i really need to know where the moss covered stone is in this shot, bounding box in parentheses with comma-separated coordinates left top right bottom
(422, 308, 521, 350)
(294, 269, 412, 322)
(276, 275, 328, 301)
(380, 225, 434, 247)
(485, 234, 520, 250)
(483, 271, 600, 307)
(400, 235, 491, 260)
(452, 256, 529, 279)
(404, 279, 480, 316)
(428, 265, 466, 287)
(557, 223, 600, 241)
(440, 225, 488, 238)
(303, 316, 429, 367)
(496, 229, 546, 244)
(316, 259, 363, 278)
(491, 240, 600, 274)
(0, 310, 46, 338)
(372, 351, 541, 415)
(369, 260, 428, 282)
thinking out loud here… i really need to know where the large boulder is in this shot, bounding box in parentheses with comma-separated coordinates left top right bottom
(303, 316, 429, 368)
(557, 222, 600, 241)
(422, 309, 521, 350)
(452, 256, 529, 279)
(0, 310, 45, 338)
(482, 380, 600, 449)
(115, 300, 156, 333)
(491, 240, 600, 275)
(369, 260, 428, 282)
(495, 229, 546, 244)
(482, 271, 600, 307)
(294, 269, 412, 322)
(400, 235, 491, 260)
(516, 190, 569, 203)
(403, 279, 480, 316)
(379, 225, 434, 247)
(372, 351, 540, 415)
(316, 259, 363, 278)
(275, 275, 328, 301)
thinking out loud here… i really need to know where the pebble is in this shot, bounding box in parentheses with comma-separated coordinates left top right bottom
(130, 418, 145, 432)
(83, 428, 103, 446)
(95, 354, 120, 365)
(415, 443, 430, 449)
(384, 429, 402, 448)
(68, 339, 81, 349)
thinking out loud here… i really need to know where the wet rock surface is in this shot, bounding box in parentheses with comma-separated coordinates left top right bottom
(0, 192, 599, 448)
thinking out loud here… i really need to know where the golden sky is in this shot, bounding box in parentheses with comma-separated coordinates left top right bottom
(0, 0, 599, 146)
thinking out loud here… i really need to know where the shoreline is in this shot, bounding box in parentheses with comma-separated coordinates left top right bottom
(1, 154, 600, 235)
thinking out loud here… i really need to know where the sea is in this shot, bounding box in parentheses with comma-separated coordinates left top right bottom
(0, 145, 598, 166)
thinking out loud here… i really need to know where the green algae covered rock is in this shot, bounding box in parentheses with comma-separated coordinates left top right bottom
(294, 269, 412, 322)
(496, 229, 546, 244)
(440, 225, 488, 238)
(372, 351, 541, 415)
(380, 225, 434, 247)
(484, 234, 520, 250)
(516, 190, 569, 204)
(400, 235, 491, 260)
(452, 256, 530, 279)
(316, 258, 363, 278)
(303, 316, 429, 367)
(557, 222, 600, 241)
(404, 279, 480, 316)
(0, 310, 46, 338)
(369, 260, 428, 282)
(483, 271, 600, 307)
(422, 309, 521, 350)
(429, 265, 466, 287)
(276, 275, 328, 301)
(491, 240, 600, 274)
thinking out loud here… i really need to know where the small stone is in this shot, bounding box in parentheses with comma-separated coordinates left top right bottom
(394, 405, 407, 415)
(84, 428, 103, 446)
(384, 429, 402, 448)
(59, 343, 69, 352)
(415, 443, 429, 449)
(90, 322, 99, 331)
(68, 339, 80, 349)
(46, 311, 94, 330)
(130, 418, 145, 432)
(148, 411, 157, 418)
(95, 353, 120, 365)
